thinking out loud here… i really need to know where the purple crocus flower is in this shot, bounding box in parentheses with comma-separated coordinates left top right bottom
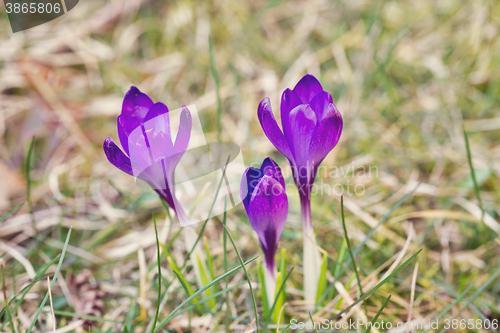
(240, 157, 288, 275)
(103, 87, 192, 225)
(258, 74, 343, 222)
(257, 74, 342, 304)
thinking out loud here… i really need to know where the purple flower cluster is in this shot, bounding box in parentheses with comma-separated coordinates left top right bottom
(242, 74, 343, 276)
(103, 74, 343, 285)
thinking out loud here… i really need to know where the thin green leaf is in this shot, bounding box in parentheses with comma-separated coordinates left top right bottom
(316, 184, 419, 310)
(0, 202, 24, 223)
(257, 260, 270, 321)
(203, 236, 217, 307)
(151, 214, 161, 333)
(222, 200, 230, 332)
(281, 315, 299, 333)
(154, 256, 258, 332)
(463, 125, 484, 223)
(124, 299, 136, 332)
(263, 267, 294, 332)
(25, 137, 36, 233)
(180, 155, 230, 270)
(328, 239, 347, 300)
(330, 249, 421, 321)
(273, 272, 284, 324)
(203, 236, 216, 281)
(1, 262, 15, 333)
(27, 227, 72, 333)
(363, 295, 391, 333)
(222, 225, 260, 333)
(0, 273, 52, 318)
(431, 264, 500, 333)
(1, 255, 61, 317)
(316, 252, 328, 304)
(173, 270, 191, 298)
(209, 37, 223, 142)
(341, 196, 363, 296)
(196, 253, 215, 308)
(279, 248, 286, 275)
(308, 312, 319, 333)
(171, 281, 245, 320)
(167, 256, 198, 304)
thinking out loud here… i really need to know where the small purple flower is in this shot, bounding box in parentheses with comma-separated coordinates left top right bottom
(240, 158, 288, 274)
(258, 74, 343, 216)
(103, 86, 191, 225)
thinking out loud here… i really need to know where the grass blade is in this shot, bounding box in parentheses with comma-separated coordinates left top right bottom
(171, 281, 245, 320)
(203, 236, 217, 307)
(222, 225, 260, 333)
(203, 236, 216, 281)
(180, 155, 230, 270)
(273, 272, 284, 324)
(330, 248, 421, 321)
(26, 227, 72, 333)
(166, 256, 199, 306)
(427, 264, 500, 333)
(316, 184, 419, 310)
(151, 214, 161, 333)
(452, 265, 500, 319)
(25, 137, 36, 234)
(257, 260, 270, 321)
(281, 315, 299, 333)
(209, 37, 223, 142)
(363, 295, 391, 333)
(154, 255, 258, 331)
(0, 203, 24, 223)
(308, 312, 319, 333)
(463, 125, 484, 222)
(315, 251, 328, 304)
(328, 239, 347, 300)
(222, 201, 230, 332)
(1, 262, 15, 333)
(0, 254, 60, 317)
(263, 267, 294, 332)
(341, 196, 363, 296)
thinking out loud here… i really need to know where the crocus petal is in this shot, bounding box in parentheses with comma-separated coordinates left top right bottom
(261, 157, 285, 189)
(280, 89, 303, 143)
(293, 74, 324, 104)
(258, 98, 293, 161)
(145, 128, 174, 165)
(287, 104, 317, 171)
(247, 175, 288, 270)
(143, 103, 174, 177)
(240, 167, 263, 211)
(309, 104, 343, 168)
(103, 137, 133, 176)
(117, 114, 140, 155)
(309, 91, 334, 121)
(122, 86, 154, 121)
(143, 102, 170, 136)
(173, 106, 192, 156)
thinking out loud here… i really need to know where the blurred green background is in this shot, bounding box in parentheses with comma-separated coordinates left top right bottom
(1, 0, 500, 331)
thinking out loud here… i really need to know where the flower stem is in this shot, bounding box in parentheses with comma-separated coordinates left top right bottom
(264, 264, 276, 311)
(301, 195, 321, 309)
